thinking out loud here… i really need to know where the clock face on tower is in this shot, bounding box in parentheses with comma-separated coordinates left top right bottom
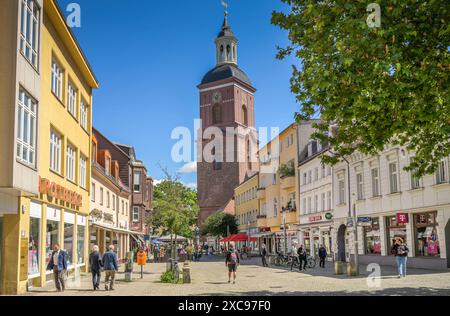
(213, 91, 222, 103)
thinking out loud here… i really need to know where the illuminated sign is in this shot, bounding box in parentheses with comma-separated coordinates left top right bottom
(39, 177, 83, 207)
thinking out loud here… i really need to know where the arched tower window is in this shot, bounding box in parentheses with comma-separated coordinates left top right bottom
(233, 45, 236, 61)
(212, 104, 222, 124)
(241, 105, 248, 126)
(226, 45, 231, 62)
(220, 45, 224, 62)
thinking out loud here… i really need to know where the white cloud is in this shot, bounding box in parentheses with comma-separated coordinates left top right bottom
(183, 182, 197, 190)
(153, 179, 164, 186)
(178, 161, 197, 174)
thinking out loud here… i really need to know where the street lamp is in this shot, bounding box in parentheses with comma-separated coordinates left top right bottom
(352, 196, 359, 275)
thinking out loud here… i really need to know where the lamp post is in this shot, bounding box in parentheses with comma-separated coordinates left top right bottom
(352, 196, 359, 275)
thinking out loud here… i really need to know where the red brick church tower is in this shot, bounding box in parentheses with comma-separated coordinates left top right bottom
(197, 12, 258, 225)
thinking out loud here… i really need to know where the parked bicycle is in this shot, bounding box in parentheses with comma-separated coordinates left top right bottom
(306, 255, 316, 268)
(274, 252, 290, 266)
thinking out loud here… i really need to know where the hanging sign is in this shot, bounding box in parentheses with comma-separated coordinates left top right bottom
(397, 213, 409, 224)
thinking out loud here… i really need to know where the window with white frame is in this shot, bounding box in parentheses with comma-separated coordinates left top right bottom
(79, 155, 87, 188)
(66, 144, 76, 182)
(314, 195, 318, 212)
(307, 196, 311, 214)
(17, 89, 37, 166)
(91, 182, 95, 202)
(356, 173, 364, 200)
(106, 191, 110, 208)
(80, 101, 88, 130)
(133, 171, 141, 192)
(321, 164, 326, 178)
(302, 198, 306, 215)
(67, 82, 77, 118)
(51, 59, 63, 100)
(105, 157, 110, 176)
(20, 0, 40, 68)
(100, 187, 103, 205)
(411, 173, 421, 190)
(327, 191, 332, 210)
(321, 192, 326, 211)
(49, 129, 61, 174)
(338, 173, 345, 204)
(436, 160, 448, 184)
(308, 170, 312, 184)
(112, 194, 115, 211)
(303, 173, 307, 185)
(389, 162, 399, 193)
(314, 168, 319, 181)
(371, 168, 380, 197)
(133, 207, 140, 222)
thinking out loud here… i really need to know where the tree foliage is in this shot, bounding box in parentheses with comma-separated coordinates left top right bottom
(202, 212, 238, 237)
(272, 0, 449, 176)
(147, 169, 199, 241)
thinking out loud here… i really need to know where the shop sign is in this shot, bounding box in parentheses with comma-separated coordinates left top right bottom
(309, 215, 322, 222)
(325, 212, 333, 220)
(39, 177, 82, 207)
(416, 214, 428, 224)
(358, 217, 372, 223)
(396, 213, 409, 224)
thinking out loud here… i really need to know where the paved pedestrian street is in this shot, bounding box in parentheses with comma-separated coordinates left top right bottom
(24, 256, 450, 296)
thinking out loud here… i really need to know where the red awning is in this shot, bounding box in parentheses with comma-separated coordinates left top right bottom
(220, 233, 257, 242)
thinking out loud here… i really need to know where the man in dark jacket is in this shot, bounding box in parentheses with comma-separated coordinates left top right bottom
(318, 245, 327, 268)
(46, 243, 68, 292)
(89, 245, 103, 290)
(102, 245, 119, 291)
(260, 244, 268, 267)
(297, 245, 308, 271)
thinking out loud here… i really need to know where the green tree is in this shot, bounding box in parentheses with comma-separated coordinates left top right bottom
(272, 1, 449, 176)
(202, 212, 238, 237)
(147, 168, 199, 260)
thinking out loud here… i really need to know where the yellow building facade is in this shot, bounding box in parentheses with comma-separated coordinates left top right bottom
(234, 173, 259, 251)
(0, 0, 98, 294)
(257, 124, 299, 254)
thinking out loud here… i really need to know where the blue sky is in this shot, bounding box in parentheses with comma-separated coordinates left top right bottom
(57, 0, 298, 188)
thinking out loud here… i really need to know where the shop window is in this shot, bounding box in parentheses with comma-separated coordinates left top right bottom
(414, 212, 440, 257)
(46, 220, 59, 266)
(77, 224, 85, 264)
(29, 217, 40, 275)
(64, 219, 74, 266)
(363, 217, 381, 255)
(386, 215, 407, 252)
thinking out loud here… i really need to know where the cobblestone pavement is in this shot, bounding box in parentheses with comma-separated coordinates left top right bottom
(24, 255, 450, 296)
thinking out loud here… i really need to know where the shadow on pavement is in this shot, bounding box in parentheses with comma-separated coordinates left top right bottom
(193, 287, 450, 296)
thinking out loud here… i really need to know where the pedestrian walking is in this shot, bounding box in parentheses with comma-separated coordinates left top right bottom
(391, 237, 409, 278)
(318, 245, 327, 268)
(261, 243, 269, 267)
(153, 245, 160, 263)
(89, 245, 103, 290)
(102, 245, 119, 291)
(297, 245, 308, 271)
(46, 243, 68, 292)
(289, 243, 298, 271)
(225, 245, 240, 284)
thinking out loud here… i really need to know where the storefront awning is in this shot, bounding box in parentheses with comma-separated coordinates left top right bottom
(91, 222, 137, 235)
(251, 232, 275, 238)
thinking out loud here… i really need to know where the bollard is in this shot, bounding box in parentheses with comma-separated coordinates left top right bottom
(347, 262, 358, 276)
(183, 262, 191, 284)
(334, 261, 343, 275)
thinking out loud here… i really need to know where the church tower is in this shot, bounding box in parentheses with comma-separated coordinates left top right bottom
(197, 11, 258, 225)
